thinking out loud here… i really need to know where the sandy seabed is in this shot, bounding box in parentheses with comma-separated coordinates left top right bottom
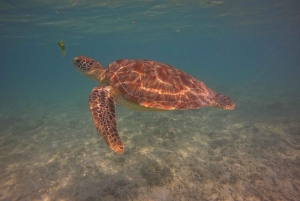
(0, 88, 300, 201)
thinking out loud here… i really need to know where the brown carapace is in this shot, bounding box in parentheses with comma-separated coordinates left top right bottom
(72, 56, 235, 154)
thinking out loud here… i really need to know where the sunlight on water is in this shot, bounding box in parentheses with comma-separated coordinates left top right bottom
(0, 0, 298, 43)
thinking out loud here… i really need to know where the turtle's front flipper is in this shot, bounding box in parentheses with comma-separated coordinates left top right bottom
(89, 86, 124, 154)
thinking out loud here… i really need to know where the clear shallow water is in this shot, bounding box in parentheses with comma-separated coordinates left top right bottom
(0, 0, 300, 200)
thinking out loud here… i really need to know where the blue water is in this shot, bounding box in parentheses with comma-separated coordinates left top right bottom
(0, 1, 300, 200)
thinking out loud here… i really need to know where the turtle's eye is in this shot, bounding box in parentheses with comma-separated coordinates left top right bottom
(75, 59, 81, 63)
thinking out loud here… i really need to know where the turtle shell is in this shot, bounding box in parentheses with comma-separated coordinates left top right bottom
(106, 59, 216, 110)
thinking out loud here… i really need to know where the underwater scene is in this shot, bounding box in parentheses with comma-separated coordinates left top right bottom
(0, 0, 300, 200)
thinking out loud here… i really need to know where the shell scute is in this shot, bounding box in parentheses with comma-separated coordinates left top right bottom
(106, 60, 216, 110)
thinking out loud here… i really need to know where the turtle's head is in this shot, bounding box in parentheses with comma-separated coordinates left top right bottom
(72, 56, 106, 83)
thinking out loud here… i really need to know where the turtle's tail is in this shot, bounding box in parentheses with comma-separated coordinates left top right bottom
(211, 94, 235, 110)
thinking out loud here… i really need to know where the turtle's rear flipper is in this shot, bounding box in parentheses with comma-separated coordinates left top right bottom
(89, 86, 124, 154)
(211, 94, 235, 110)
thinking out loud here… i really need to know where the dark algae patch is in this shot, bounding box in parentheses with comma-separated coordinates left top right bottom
(140, 159, 174, 186)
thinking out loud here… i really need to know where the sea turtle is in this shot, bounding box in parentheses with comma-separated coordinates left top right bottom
(72, 56, 235, 154)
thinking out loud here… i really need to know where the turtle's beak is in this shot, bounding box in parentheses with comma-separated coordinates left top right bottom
(72, 57, 80, 69)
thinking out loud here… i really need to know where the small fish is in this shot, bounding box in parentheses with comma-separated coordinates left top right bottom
(58, 40, 65, 57)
